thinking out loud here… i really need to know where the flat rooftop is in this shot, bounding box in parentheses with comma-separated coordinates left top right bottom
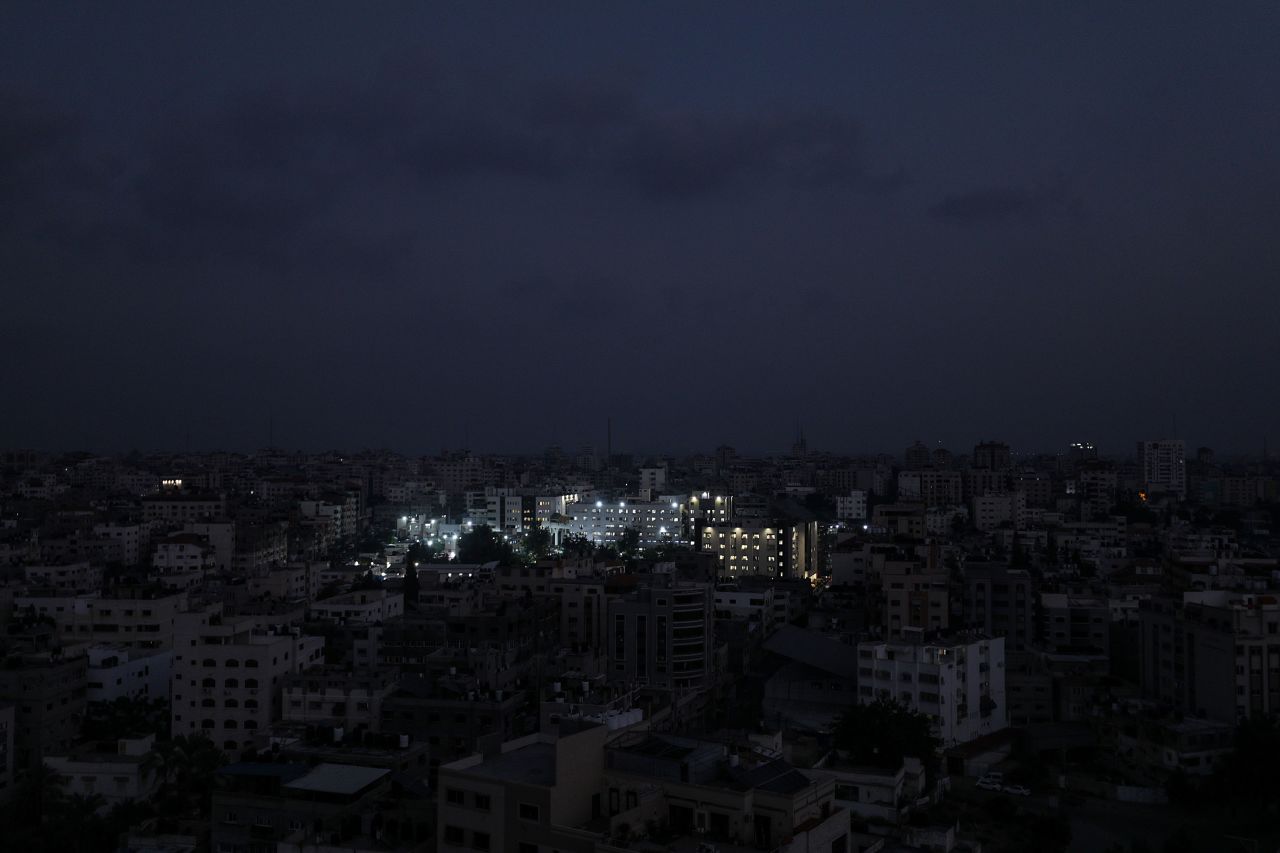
(465, 742, 557, 787)
(284, 763, 390, 795)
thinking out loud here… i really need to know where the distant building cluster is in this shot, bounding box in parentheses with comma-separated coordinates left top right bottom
(0, 434, 1277, 852)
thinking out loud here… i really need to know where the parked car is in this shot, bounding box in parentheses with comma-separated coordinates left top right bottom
(976, 775, 1004, 791)
(1003, 784, 1032, 797)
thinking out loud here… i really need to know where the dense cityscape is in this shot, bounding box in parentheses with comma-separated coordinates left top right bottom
(0, 438, 1277, 852)
(6, 4, 1280, 853)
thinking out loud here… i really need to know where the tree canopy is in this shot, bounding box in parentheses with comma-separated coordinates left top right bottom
(458, 524, 516, 564)
(833, 699, 942, 782)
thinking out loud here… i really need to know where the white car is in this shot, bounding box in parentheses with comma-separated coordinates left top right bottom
(1003, 784, 1032, 797)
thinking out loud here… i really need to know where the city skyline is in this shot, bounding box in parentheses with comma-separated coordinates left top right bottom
(0, 433, 1262, 463)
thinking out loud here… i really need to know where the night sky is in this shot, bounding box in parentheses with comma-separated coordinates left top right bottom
(3, 3, 1279, 456)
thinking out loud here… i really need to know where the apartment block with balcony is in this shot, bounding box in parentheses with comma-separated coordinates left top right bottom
(0, 637, 88, 770)
(16, 587, 186, 650)
(86, 644, 172, 702)
(856, 635, 1007, 747)
(607, 585, 713, 691)
(1140, 591, 1280, 723)
(46, 733, 160, 808)
(882, 563, 949, 638)
(962, 564, 1034, 651)
(282, 665, 398, 731)
(170, 604, 325, 755)
(602, 732, 842, 850)
(437, 720, 607, 853)
(309, 589, 405, 625)
(1040, 593, 1110, 657)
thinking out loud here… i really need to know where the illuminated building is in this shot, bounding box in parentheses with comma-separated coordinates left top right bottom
(563, 499, 683, 547)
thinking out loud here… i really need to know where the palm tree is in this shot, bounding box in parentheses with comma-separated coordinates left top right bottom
(63, 792, 108, 853)
(16, 762, 68, 827)
(143, 734, 227, 818)
(142, 736, 183, 790)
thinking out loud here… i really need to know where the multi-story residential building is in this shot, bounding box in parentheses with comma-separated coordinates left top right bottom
(1015, 471, 1054, 508)
(309, 590, 405, 625)
(699, 521, 785, 578)
(882, 563, 949, 638)
(870, 504, 926, 538)
(23, 561, 103, 593)
(438, 722, 846, 853)
(382, 676, 529, 769)
(15, 588, 186, 649)
(856, 635, 1007, 746)
(532, 494, 580, 525)
(835, 491, 868, 521)
(1139, 591, 1280, 723)
(898, 470, 963, 506)
(1077, 464, 1118, 518)
(817, 756, 929, 825)
(1040, 593, 1110, 656)
(1005, 652, 1055, 726)
(971, 492, 1027, 532)
(1138, 439, 1186, 500)
(433, 455, 491, 493)
(0, 639, 88, 770)
(247, 562, 323, 603)
(1107, 716, 1235, 781)
(298, 499, 346, 541)
(713, 585, 777, 636)
(1054, 517, 1128, 563)
(379, 598, 553, 689)
(232, 521, 289, 575)
(698, 517, 818, 580)
(170, 604, 325, 755)
(152, 532, 216, 574)
(141, 493, 227, 523)
(0, 703, 13, 798)
(552, 577, 608, 661)
(762, 625, 860, 731)
(972, 441, 1012, 471)
(607, 584, 713, 691)
(603, 732, 841, 849)
(92, 522, 146, 566)
(904, 442, 931, 470)
(281, 666, 398, 730)
(437, 720, 608, 853)
(962, 565, 1034, 651)
(467, 489, 527, 533)
(212, 761, 417, 853)
(736, 575, 809, 624)
(86, 645, 172, 702)
(686, 492, 732, 526)
(638, 465, 667, 494)
(562, 499, 682, 548)
(923, 504, 966, 535)
(184, 520, 236, 571)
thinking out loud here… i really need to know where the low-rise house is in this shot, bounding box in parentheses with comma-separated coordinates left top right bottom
(47, 733, 159, 809)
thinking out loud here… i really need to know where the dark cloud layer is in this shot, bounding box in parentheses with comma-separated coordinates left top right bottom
(4, 69, 905, 281)
(929, 185, 1080, 225)
(1, 3, 1279, 455)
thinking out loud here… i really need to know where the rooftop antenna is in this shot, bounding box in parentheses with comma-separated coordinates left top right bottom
(607, 416, 612, 463)
(268, 416, 274, 450)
